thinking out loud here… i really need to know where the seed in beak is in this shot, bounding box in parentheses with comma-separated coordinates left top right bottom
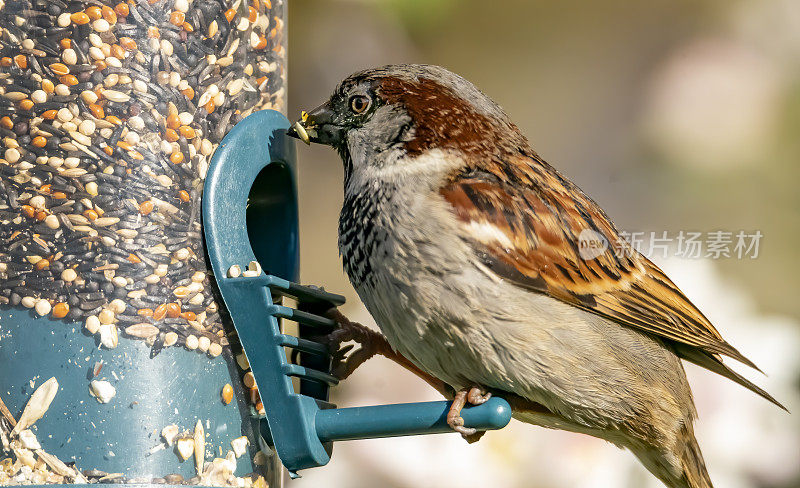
(293, 121, 310, 145)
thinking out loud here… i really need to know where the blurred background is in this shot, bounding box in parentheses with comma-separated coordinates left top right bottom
(286, 1, 800, 486)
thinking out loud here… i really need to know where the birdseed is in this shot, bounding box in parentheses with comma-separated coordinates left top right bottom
(0, 0, 287, 361)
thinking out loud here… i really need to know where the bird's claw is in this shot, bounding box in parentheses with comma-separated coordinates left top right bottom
(467, 388, 491, 405)
(447, 386, 491, 442)
(447, 408, 476, 435)
(323, 308, 392, 380)
(453, 425, 477, 437)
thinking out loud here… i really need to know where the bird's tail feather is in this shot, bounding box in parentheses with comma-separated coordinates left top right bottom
(678, 423, 714, 488)
(638, 423, 714, 488)
(674, 344, 787, 411)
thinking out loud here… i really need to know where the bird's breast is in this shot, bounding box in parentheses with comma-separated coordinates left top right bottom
(337, 183, 486, 375)
(338, 187, 387, 289)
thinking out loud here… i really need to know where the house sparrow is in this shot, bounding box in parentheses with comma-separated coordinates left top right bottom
(287, 64, 784, 488)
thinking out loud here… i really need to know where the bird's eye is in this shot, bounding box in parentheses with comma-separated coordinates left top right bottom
(349, 95, 371, 114)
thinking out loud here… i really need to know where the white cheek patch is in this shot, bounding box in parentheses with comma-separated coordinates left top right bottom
(361, 149, 462, 179)
(463, 220, 513, 248)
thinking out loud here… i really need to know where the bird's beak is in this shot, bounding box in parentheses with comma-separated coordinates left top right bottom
(286, 103, 344, 146)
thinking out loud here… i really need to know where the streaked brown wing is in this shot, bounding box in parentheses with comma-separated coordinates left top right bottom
(440, 155, 756, 369)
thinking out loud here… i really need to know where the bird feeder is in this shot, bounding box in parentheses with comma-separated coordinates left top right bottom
(0, 0, 511, 486)
(1, 0, 287, 486)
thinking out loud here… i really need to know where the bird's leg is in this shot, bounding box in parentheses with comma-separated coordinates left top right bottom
(323, 309, 489, 443)
(447, 386, 491, 443)
(322, 309, 451, 396)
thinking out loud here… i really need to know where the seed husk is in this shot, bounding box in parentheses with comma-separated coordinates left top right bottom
(161, 424, 179, 447)
(176, 437, 194, 461)
(193, 420, 205, 475)
(89, 380, 116, 403)
(125, 323, 159, 339)
(11, 377, 59, 437)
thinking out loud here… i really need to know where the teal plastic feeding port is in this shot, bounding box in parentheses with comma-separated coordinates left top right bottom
(202, 109, 513, 477)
